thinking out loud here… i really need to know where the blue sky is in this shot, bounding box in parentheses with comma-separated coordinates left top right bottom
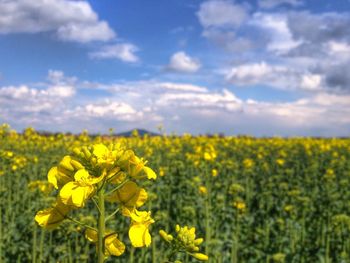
(0, 0, 350, 136)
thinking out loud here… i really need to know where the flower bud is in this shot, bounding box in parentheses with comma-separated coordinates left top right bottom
(59, 156, 74, 171)
(72, 147, 81, 156)
(159, 230, 168, 240)
(194, 238, 204, 245)
(71, 159, 84, 170)
(192, 253, 209, 261)
(82, 146, 91, 159)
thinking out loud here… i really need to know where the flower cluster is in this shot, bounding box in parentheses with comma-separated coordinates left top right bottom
(160, 225, 208, 262)
(34, 143, 156, 260)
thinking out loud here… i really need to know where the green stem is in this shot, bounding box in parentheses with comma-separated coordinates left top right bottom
(65, 216, 96, 231)
(105, 208, 119, 223)
(92, 197, 102, 214)
(32, 225, 37, 263)
(105, 178, 130, 196)
(97, 185, 106, 263)
(38, 229, 44, 263)
(129, 246, 134, 263)
(205, 168, 211, 255)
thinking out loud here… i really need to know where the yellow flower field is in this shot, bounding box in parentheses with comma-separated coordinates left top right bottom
(1, 124, 350, 262)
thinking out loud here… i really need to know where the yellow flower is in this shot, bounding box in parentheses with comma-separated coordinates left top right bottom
(284, 205, 294, 213)
(106, 181, 148, 209)
(199, 186, 207, 195)
(243, 158, 254, 169)
(176, 225, 207, 256)
(204, 151, 216, 161)
(35, 201, 70, 229)
(48, 155, 84, 189)
(59, 169, 103, 208)
(93, 143, 118, 166)
(159, 167, 165, 177)
(324, 168, 336, 180)
(48, 166, 71, 189)
(276, 159, 285, 166)
(115, 150, 157, 180)
(159, 224, 208, 260)
(201, 144, 217, 161)
(233, 201, 246, 211)
(211, 169, 218, 177)
(127, 209, 154, 247)
(85, 229, 125, 257)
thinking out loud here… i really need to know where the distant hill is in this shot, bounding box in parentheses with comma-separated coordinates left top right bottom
(115, 129, 159, 137)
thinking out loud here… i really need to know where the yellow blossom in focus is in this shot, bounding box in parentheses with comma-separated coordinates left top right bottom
(126, 209, 154, 247)
(59, 169, 103, 208)
(119, 152, 157, 180)
(92, 143, 119, 166)
(85, 229, 126, 257)
(106, 181, 148, 209)
(35, 201, 70, 229)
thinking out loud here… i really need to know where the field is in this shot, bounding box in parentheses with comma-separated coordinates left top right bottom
(1, 125, 350, 263)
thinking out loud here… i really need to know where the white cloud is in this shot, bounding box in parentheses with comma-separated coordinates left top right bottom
(0, 70, 77, 129)
(166, 51, 201, 73)
(259, 0, 303, 9)
(81, 100, 141, 121)
(246, 93, 350, 127)
(57, 21, 115, 43)
(197, 0, 248, 28)
(0, 82, 75, 101)
(100, 80, 208, 94)
(0, 0, 115, 42)
(300, 74, 322, 90)
(89, 43, 140, 62)
(250, 13, 302, 54)
(327, 41, 350, 58)
(47, 85, 75, 98)
(156, 89, 242, 111)
(226, 62, 273, 84)
(202, 29, 253, 52)
(225, 61, 324, 91)
(196, 0, 253, 53)
(0, 84, 73, 126)
(47, 69, 77, 85)
(158, 82, 208, 93)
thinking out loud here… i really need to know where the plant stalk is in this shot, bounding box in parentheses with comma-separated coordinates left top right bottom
(97, 185, 106, 263)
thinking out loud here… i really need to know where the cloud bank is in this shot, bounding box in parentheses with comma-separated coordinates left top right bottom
(0, 71, 349, 136)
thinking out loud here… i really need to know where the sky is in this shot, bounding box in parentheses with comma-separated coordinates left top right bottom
(0, 0, 350, 136)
